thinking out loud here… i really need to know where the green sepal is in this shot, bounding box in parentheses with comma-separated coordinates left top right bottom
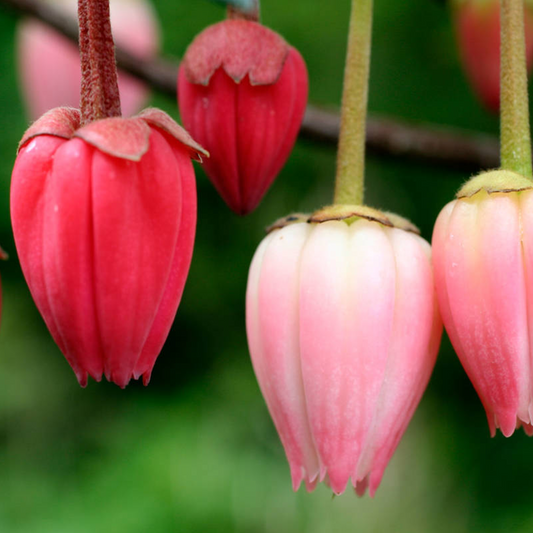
(457, 169, 533, 198)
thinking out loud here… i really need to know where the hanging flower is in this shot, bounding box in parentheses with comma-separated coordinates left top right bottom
(433, 170, 533, 435)
(178, 19, 308, 215)
(246, 208, 442, 495)
(11, 107, 207, 387)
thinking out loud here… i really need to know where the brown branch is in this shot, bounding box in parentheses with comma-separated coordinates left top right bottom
(301, 102, 499, 171)
(1, 0, 500, 171)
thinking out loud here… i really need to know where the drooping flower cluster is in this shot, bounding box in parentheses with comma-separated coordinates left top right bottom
(10, 0, 533, 506)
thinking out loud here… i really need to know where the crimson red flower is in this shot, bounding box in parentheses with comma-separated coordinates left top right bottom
(11, 107, 207, 387)
(178, 19, 308, 215)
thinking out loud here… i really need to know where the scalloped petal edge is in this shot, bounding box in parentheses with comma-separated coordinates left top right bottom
(17, 107, 208, 163)
(308, 204, 420, 234)
(18, 107, 81, 152)
(457, 169, 533, 198)
(136, 108, 209, 161)
(182, 20, 290, 86)
(75, 117, 151, 162)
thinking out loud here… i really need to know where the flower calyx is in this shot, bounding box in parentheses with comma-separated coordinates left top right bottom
(308, 204, 420, 234)
(19, 107, 208, 162)
(182, 20, 290, 86)
(456, 169, 533, 198)
(266, 206, 419, 234)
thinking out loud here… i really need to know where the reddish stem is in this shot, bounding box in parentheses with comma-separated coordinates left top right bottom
(78, 0, 90, 116)
(78, 0, 121, 125)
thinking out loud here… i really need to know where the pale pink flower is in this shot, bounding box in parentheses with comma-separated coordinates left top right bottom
(433, 184, 533, 436)
(17, 0, 159, 119)
(246, 218, 442, 495)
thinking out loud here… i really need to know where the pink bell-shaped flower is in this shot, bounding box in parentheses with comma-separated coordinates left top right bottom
(433, 170, 533, 436)
(178, 19, 308, 215)
(17, 0, 159, 119)
(452, 0, 533, 112)
(246, 209, 442, 495)
(11, 107, 207, 387)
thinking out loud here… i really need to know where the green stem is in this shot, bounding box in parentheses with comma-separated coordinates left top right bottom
(500, 0, 532, 177)
(334, 0, 373, 205)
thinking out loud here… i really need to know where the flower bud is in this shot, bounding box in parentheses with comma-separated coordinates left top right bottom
(11, 107, 207, 387)
(178, 20, 308, 215)
(452, 0, 533, 112)
(433, 170, 533, 436)
(17, 0, 159, 119)
(246, 211, 442, 495)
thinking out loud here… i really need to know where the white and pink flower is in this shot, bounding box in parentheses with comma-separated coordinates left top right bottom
(246, 216, 442, 495)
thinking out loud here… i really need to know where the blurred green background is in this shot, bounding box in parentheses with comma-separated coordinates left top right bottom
(0, 0, 530, 531)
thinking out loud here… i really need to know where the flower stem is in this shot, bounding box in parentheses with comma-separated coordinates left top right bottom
(500, 0, 532, 178)
(227, 0, 259, 21)
(78, 0, 121, 125)
(333, 0, 373, 205)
